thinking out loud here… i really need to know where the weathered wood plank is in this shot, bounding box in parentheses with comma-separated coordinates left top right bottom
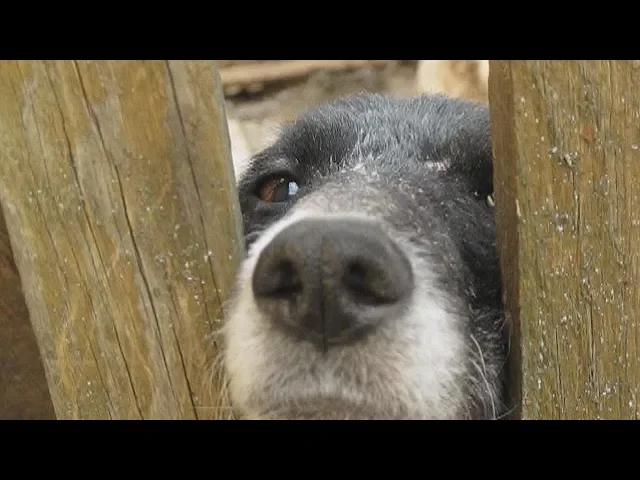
(0, 60, 243, 419)
(218, 60, 393, 87)
(489, 60, 640, 419)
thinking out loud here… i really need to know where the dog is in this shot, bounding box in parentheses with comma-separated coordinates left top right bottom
(223, 92, 508, 419)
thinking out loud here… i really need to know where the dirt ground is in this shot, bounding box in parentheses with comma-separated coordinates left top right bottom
(223, 61, 420, 166)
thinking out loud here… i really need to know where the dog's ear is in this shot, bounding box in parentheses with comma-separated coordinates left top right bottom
(418, 95, 494, 198)
(448, 132, 494, 199)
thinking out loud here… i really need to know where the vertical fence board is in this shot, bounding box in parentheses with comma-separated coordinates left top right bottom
(489, 60, 640, 419)
(0, 60, 243, 419)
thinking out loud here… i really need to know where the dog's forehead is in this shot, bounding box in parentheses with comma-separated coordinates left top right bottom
(238, 93, 493, 198)
(268, 93, 490, 169)
(275, 95, 423, 162)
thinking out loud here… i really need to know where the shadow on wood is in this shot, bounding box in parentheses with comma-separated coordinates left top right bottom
(0, 209, 55, 419)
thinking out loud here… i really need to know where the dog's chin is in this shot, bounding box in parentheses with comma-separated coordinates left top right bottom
(236, 398, 421, 420)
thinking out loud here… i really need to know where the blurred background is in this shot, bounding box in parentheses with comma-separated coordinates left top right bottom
(220, 60, 490, 166)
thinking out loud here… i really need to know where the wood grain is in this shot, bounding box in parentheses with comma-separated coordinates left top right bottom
(0, 60, 243, 419)
(489, 60, 640, 419)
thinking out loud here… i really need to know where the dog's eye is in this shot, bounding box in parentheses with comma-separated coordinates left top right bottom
(257, 176, 299, 203)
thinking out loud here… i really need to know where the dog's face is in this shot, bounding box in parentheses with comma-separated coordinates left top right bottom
(224, 93, 507, 419)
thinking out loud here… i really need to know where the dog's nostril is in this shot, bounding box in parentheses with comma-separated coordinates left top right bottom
(343, 261, 391, 306)
(270, 261, 302, 298)
(344, 261, 368, 291)
(254, 260, 302, 299)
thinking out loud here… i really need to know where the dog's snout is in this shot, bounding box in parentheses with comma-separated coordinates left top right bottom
(252, 218, 414, 349)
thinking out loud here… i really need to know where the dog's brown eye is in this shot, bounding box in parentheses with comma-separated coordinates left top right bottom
(258, 176, 299, 203)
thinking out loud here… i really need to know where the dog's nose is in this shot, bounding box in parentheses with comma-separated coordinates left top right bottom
(251, 218, 414, 350)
